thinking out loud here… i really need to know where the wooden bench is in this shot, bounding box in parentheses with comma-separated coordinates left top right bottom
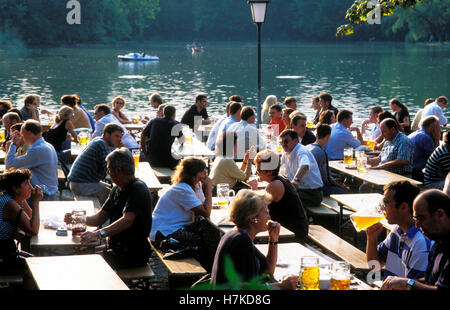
(152, 167, 174, 184)
(73, 195, 102, 211)
(116, 262, 155, 290)
(308, 224, 369, 271)
(150, 241, 206, 289)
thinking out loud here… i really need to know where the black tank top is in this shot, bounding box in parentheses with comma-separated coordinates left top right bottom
(44, 119, 68, 152)
(268, 176, 309, 243)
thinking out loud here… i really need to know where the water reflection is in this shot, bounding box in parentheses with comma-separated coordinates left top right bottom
(0, 42, 448, 124)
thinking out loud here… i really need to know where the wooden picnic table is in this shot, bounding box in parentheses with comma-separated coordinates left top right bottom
(209, 198, 295, 243)
(31, 200, 99, 255)
(124, 123, 145, 132)
(329, 160, 422, 187)
(171, 136, 215, 160)
(255, 242, 373, 290)
(135, 161, 163, 192)
(330, 193, 395, 233)
(26, 254, 129, 290)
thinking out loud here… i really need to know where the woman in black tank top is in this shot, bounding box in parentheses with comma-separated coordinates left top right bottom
(44, 106, 78, 152)
(253, 150, 309, 243)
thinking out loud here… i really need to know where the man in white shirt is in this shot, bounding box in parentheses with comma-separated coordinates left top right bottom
(92, 104, 139, 149)
(228, 106, 266, 160)
(279, 129, 323, 207)
(206, 101, 232, 151)
(421, 96, 448, 127)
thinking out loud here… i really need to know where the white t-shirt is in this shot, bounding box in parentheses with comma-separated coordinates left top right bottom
(281, 143, 323, 190)
(422, 101, 447, 126)
(150, 182, 202, 241)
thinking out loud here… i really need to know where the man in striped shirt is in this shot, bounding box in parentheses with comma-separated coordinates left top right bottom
(366, 181, 433, 280)
(68, 123, 124, 205)
(423, 131, 450, 190)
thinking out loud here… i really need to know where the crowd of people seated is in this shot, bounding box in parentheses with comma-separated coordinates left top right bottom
(0, 91, 448, 291)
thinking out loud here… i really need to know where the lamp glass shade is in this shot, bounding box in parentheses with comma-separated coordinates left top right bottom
(250, 2, 267, 23)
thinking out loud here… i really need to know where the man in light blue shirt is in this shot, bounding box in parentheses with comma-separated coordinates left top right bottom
(228, 106, 266, 160)
(206, 102, 231, 151)
(214, 102, 242, 151)
(421, 96, 448, 127)
(92, 104, 138, 150)
(6, 120, 58, 200)
(324, 109, 363, 160)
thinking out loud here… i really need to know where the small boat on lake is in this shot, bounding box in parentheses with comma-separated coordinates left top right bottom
(117, 52, 159, 62)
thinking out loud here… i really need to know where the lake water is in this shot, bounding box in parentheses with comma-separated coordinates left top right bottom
(0, 41, 448, 124)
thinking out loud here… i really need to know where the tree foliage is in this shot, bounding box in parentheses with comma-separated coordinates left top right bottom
(0, 0, 446, 46)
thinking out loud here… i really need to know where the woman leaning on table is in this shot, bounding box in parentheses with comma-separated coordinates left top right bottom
(0, 168, 43, 275)
(253, 149, 309, 243)
(210, 189, 298, 290)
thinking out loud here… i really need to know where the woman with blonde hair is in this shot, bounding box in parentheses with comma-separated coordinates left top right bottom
(211, 189, 297, 289)
(253, 149, 309, 243)
(61, 94, 92, 129)
(262, 95, 278, 124)
(111, 96, 131, 124)
(43, 106, 78, 162)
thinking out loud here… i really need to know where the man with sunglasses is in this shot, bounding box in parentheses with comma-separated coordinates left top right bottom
(366, 181, 432, 282)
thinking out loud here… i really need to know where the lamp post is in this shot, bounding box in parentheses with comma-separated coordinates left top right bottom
(248, 0, 269, 128)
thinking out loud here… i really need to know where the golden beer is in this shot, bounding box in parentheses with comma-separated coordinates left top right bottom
(330, 278, 350, 290)
(306, 122, 314, 128)
(350, 215, 385, 232)
(299, 265, 320, 290)
(343, 155, 353, 165)
(365, 140, 375, 151)
(79, 136, 87, 145)
(133, 155, 139, 168)
(277, 145, 283, 153)
(133, 117, 140, 124)
(218, 200, 229, 207)
(185, 136, 193, 144)
(0, 130, 5, 142)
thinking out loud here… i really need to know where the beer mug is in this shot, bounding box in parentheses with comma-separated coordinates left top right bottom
(79, 131, 88, 146)
(133, 116, 141, 124)
(0, 128, 5, 142)
(350, 203, 385, 232)
(71, 209, 87, 237)
(330, 261, 351, 290)
(343, 147, 354, 166)
(182, 125, 193, 144)
(357, 154, 367, 173)
(132, 149, 140, 168)
(217, 183, 235, 208)
(299, 256, 319, 290)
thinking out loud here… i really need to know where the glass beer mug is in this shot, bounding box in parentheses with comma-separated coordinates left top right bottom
(71, 209, 87, 237)
(330, 261, 351, 290)
(79, 131, 88, 146)
(350, 203, 385, 232)
(299, 256, 319, 290)
(217, 183, 235, 208)
(343, 147, 354, 166)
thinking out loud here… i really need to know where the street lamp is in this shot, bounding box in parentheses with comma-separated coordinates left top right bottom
(248, 0, 269, 128)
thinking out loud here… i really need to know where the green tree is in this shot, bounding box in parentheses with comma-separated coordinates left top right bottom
(337, 0, 424, 37)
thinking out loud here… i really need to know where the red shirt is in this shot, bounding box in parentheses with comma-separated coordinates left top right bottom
(269, 119, 286, 135)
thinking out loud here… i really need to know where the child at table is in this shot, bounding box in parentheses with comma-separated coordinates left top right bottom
(111, 96, 131, 124)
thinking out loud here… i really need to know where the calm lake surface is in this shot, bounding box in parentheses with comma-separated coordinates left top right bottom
(0, 41, 448, 124)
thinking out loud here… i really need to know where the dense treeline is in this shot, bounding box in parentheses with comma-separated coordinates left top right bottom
(0, 0, 447, 47)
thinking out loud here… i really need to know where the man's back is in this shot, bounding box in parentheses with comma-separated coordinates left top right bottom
(6, 137, 58, 195)
(93, 113, 138, 149)
(143, 116, 181, 168)
(422, 102, 447, 126)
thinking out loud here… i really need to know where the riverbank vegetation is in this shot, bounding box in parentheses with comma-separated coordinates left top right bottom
(0, 0, 447, 47)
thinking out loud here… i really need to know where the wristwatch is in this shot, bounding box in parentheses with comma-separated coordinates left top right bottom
(99, 229, 106, 239)
(406, 279, 415, 290)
